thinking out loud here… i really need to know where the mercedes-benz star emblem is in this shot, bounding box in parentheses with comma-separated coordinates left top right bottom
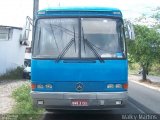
(76, 82, 83, 91)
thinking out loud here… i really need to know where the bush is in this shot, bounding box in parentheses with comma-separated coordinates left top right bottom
(150, 64, 160, 76)
(12, 84, 44, 120)
(129, 62, 160, 76)
(129, 63, 140, 74)
(0, 66, 24, 80)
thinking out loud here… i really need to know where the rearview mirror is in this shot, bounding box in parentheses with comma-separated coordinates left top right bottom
(124, 20, 135, 40)
(19, 16, 32, 46)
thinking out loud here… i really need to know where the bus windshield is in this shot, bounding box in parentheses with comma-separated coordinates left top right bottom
(33, 18, 125, 59)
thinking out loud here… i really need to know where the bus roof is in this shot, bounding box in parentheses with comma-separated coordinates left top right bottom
(39, 7, 121, 12)
(37, 7, 122, 17)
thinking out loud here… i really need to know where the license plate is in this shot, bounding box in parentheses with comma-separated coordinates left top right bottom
(71, 100, 88, 106)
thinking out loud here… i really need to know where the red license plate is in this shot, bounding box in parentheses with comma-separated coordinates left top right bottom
(71, 100, 88, 106)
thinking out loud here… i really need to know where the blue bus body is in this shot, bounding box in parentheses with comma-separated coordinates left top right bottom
(31, 7, 128, 110)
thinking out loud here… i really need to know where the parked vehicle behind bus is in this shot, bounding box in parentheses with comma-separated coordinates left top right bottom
(23, 47, 31, 79)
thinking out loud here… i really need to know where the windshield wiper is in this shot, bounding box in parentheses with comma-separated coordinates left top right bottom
(55, 26, 76, 63)
(55, 39, 74, 63)
(82, 28, 104, 63)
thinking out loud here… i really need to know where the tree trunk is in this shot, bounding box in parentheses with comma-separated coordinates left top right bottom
(142, 66, 147, 80)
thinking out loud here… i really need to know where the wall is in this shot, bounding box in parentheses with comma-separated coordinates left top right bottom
(0, 28, 26, 75)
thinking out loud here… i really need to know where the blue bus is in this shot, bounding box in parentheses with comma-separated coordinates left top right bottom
(31, 7, 133, 110)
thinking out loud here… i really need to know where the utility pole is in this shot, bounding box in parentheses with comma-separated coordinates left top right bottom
(33, 0, 39, 22)
(32, 0, 39, 42)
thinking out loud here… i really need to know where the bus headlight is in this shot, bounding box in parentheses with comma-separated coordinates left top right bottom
(37, 84, 44, 89)
(45, 84, 53, 89)
(115, 84, 122, 88)
(107, 84, 114, 88)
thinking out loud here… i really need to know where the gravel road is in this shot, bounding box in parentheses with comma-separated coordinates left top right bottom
(0, 80, 29, 114)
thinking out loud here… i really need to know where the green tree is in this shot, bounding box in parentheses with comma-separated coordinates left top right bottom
(127, 25, 160, 80)
(151, 6, 160, 20)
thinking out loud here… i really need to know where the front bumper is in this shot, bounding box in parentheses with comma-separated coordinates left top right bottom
(31, 91, 128, 110)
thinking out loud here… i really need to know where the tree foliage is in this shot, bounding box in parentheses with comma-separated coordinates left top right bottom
(151, 7, 160, 20)
(127, 25, 160, 80)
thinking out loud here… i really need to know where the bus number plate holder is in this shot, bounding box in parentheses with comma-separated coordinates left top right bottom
(71, 100, 88, 106)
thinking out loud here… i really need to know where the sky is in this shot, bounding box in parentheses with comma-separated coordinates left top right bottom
(0, 0, 160, 27)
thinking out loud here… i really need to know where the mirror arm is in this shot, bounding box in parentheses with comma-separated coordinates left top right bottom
(19, 16, 33, 46)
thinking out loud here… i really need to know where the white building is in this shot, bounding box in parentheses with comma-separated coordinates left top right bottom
(0, 25, 26, 75)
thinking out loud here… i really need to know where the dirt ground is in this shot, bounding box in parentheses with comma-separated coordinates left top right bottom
(129, 74, 160, 91)
(0, 80, 29, 114)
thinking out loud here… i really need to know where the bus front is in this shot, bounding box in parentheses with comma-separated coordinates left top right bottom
(31, 7, 128, 110)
